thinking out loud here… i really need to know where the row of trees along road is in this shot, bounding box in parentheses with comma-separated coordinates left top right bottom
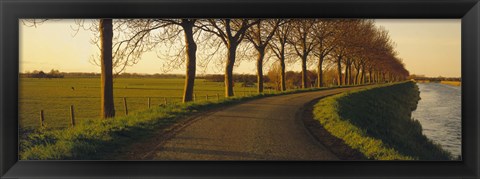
(23, 19, 409, 119)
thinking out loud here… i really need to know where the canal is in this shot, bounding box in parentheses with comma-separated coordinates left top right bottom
(412, 82, 462, 159)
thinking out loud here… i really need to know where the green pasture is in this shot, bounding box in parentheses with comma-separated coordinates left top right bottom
(19, 77, 259, 129)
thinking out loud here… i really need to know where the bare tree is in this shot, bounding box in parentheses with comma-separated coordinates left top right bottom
(87, 19, 160, 118)
(98, 19, 201, 103)
(269, 20, 293, 91)
(352, 20, 379, 85)
(245, 19, 281, 93)
(366, 25, 397, 83)
(267, 61, 283, 90)
(330, 19, 360, 86)
(289, 19, 317, 89)
(312, 19, 338, 87)
(199, 19, 259, 97)
(156, 19, 199, 102)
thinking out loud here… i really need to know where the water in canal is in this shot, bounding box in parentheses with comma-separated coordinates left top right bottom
(412, 82, 462, 159)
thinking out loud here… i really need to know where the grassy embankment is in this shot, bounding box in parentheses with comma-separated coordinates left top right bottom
(20, 81, 353, 160)
(313, 81, 452, 160)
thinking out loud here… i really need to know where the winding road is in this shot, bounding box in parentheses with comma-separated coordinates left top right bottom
(127, 86, 366, 160)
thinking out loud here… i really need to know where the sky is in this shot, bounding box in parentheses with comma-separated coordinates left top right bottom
(375, 19, 460, 77)
(19, 19, 461, 77)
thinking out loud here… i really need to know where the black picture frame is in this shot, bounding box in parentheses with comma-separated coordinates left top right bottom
(1, 0, 479, 178)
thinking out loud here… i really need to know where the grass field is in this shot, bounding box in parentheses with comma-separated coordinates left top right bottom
(20, 77, 260, 129)
(313, 81, 452, 160)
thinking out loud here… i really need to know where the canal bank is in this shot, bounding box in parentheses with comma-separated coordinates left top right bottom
(412, 82, 461, 159)
(312, 81, 452, 160)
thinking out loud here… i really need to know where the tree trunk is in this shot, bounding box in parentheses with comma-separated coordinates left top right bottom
(100, 19, 115, 119)
(348, 63, 352, 85)
(344, 60, 349, 85)
(368, 68, 373, 83)
(225, 43, 237, 97)
(345, 61, 350, 85)
(256, 49, 265, 93)
(372, 70, 376, 83)
(337, 56, 342, 86)
(377, 71, 381, 83)
(355, 67, 360, 85)
(361, 64, 365, 84)
(378, 71, 381, 82)
(317, 56, 324, 88)
(370, 70, 376, 83)
(182, 21, 197, 103)
(280, 53, 286, 91)
(301, 55, 308, 88)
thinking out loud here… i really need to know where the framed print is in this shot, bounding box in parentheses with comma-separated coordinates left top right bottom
(1, 0, 479, 178)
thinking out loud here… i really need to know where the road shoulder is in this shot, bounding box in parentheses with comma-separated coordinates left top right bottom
(301, 96, 368, 160)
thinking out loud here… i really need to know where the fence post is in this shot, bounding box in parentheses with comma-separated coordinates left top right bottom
(40, 110, 45, 127)
(70, 105, 75, 127)
(206, 94, 209, 101)
(123, 97, 128, 116)
(216, 93, 219, 101)
(164, 97, 167, 105)
(148, 97, 151, 108)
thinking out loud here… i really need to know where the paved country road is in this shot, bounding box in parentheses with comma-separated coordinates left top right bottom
(125, 86, 367, 160)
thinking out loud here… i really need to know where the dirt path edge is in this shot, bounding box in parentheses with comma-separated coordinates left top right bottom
(300, 95, 369, 160)
(112, 104, 237, 160)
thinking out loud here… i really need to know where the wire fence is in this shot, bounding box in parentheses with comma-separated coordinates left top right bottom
(34, 90, 279, 129)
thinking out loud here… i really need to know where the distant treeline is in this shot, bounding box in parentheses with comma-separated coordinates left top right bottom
(408, 75, 461, 82)
(21, 69, 64, 78)
(21, 69, 356, 89)
(203, 74, 267, 86)
(21, 70, 185, 79)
